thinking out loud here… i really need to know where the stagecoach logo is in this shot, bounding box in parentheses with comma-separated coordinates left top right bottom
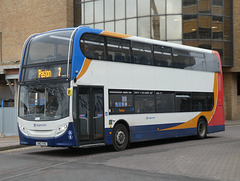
(33, 123, 47, 127)
(146, 117, 156, 120)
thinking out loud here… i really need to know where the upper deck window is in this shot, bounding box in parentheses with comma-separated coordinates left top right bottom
(79, 32, 220, 73)
(24, 30, 74, 65)
(80, 33, 105, 60)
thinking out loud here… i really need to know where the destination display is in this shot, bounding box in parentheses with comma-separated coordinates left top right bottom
(22, 64, 67, 81)
(38, 67, 62, 79)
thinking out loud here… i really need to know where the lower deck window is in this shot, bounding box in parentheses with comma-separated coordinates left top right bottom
(109, 90, 134, 114)
(109, 89, 214, 114)
(156, 92, 174, 112)
(135, 91, 155, 113)
(175, 93, 191, 112)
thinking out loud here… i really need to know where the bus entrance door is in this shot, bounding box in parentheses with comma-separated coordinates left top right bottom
(76, 86, 104, 145)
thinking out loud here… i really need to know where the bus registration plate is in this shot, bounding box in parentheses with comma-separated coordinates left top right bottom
(36, 141, 48, 147)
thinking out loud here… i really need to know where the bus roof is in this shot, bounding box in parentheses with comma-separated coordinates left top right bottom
(33, 26, 214, 56)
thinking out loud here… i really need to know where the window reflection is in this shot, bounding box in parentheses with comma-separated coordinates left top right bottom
(95, 23, 104, 29)
(222, 43, 233, 66)
(138, 17, 150, 38)
(212, 16, 223, 39)
(116, 20, 125, 34)
(105, 21, 114, 32)
(151, 16, 166, 40)
(151, 0, 165, 15)
(183, 40, 198, 47)
(168, 41, 182, 45)
(81, 3, 85, 25)
(85, 2, 93, 24)
(199, 40, 211, 49)
(198, 0, 211, 14)
(224, 17, 231, 41)
(127, 19, 137, 36)
(115, 0, 125, 19)
(183, 15, 198, 39)
(138, 0, 150, 16)
(198, 16, 211, 39)
(95, 0, 103, 23)
(213, 41, 223, 58)
(212, 0, 223, 15)
(127, 0, 137, 18)
(167, 15, 182, 40)
(183, 0, 197, 14)
(152, 16, 160, 40)
(167, 0, 182, 14)
(224, 42, 232, 62)
(88, 24, 94, 28)
(105, 0, 114, 21)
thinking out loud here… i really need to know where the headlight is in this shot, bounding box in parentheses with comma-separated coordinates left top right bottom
(18, 124, 28, 136)
(56, 123, 68, 136)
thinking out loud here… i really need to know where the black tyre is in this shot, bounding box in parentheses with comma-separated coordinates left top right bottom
(112, 124, 129, 151)
(197, 118, 207, 139)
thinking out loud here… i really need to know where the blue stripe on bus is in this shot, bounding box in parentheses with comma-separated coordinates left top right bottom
(208, 125, 225, 133)
(71, 27, 103, 80)
(19, 122, 225, 147)
(18, 122, 78, 147)
(105, 124, 225, 145)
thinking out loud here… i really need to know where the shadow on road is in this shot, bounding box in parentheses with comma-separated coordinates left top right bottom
(26, 135, 221, 158)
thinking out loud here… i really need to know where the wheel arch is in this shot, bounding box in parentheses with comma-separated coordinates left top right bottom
(113, 119, 131, 143)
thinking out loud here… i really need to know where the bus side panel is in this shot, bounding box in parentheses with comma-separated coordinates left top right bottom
(208, 73, 225, 133)
(105, 128, 113, 145)
(130, 124, 197, 143)
(208, 106, 225, 133)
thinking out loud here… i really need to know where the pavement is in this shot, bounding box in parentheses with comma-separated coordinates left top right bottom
(0, 120, 239, 151)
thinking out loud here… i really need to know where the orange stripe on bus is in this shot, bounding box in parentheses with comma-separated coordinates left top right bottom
(100, 31, 131, 39)
(161, 73, 218, 131)
(77, 58, 92, 80)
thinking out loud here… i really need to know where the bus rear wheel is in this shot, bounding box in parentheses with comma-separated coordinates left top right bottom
(112, 124, 129, 151)
(197, 118, 207, 139)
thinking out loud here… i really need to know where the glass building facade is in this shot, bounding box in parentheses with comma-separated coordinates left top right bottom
(74, 0, 233, 67)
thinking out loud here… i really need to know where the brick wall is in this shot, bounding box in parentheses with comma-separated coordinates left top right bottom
(0, 0, 73, 63)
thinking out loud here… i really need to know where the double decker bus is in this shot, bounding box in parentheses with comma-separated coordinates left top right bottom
(18, 27, 224, 151)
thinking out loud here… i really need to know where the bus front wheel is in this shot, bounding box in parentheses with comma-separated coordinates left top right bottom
(197, 118, 207, 139)
(112, 124, 129, 151)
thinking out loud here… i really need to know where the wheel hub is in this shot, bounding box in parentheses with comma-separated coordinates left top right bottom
(116, 130, 125, 145)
